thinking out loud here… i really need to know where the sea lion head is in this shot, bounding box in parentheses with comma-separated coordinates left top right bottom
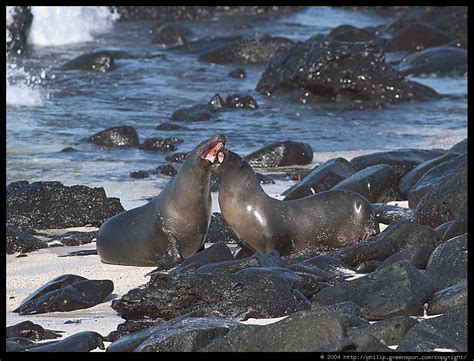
(194, 134, 226, 169)
(210, 148, 253, 179)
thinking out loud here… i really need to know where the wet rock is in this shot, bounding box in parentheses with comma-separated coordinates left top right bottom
(384, 23, 452, 52)
(202, 303, 366, 352)
(130, 170, 149, 179)
(288, 255, 356, 285)
(372, 203, 414, 225)
(156, 242, 234, 276)
(6, 321, 63, 341)
(6, 225, 48, 254)
(425, 234, 467, 290)
(347, 315, 419, 346)
(312, 260, 437, 320)
(24, 331, 105, 352)
(244, 141, 312, 168)
(140, 137, 183, 152)
(385, 6, 467, 45)
(113, 6, 305, 21)
(6, 6, 33, 54)
(283, 157, 356, 200)
(376, 244, 435, 270)
(150, 23, 191, 45)
(332, 164, 399, 203)
(61, 51, 116, 72)
(165, 151, 189, 163)
(397, 305, 467, 352)
(449, 138, 467, 153)
(443, 201, 467, 241)
(13, 274, 86, 312)
(198, 36, 294, 64)
(134, 317, 241, 352)
(426, 280, 467, 315)
(156, 122, 187, 130)
(206, 213, 240, 244)
(228, 68, 246, 78)
(331, 219, 439, 268)
(105, 318, 166, 343)
(15, 277, 113, 315)
(236, 267, 319, 300)
(413, 170, 467, 228)
(48, 231, 98, 246)
(434, 220, 455, 240)
(107, 316, 242, 352)
(399, 46, 467, 76)
(256, 37, 438, 108)
(6, 181, 124, 230)
(315, 333, 392, 352)
(225, 94, 258, 109)
(193, 251, 282, 275)
(88, 125, 139, 148)
(408, 153, 466, 207)
(60, 147, 77, 153)
(350, 148, 446, 181)
(328, 24, 379, 42)
(112, 272, 306, 321)
(155, 164, 177, 177)
(170, 104, 215, 122)
(399, 152, 459, 199)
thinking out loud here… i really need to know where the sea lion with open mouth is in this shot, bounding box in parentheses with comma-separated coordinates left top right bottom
(211, 148, 379, 255)
(97, 134, 226, 267)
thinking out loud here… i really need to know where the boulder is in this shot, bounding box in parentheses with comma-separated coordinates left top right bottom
(408, 152, 466, 207)
(88, 126, 139, 148)
(399, 152, 458, 198)
(283, 157, 356, 200)
(425, 234, 467, 290)
(384, 23, 452, 52)
(371, 203, 413, 225)
(413, 170, 467, 228)
(256, 37, 438, 108)
(244, 141, 313, 168)
(6, 226, 48, 254)
(61, 51, 117, 72)
(426, 280, 467, 315)
(6, 181, 124, 230)
(399, 46, 467, 76)
(350, 148, 445, 181)
(140, 137, 183, 152)
(397, 305, 467, 352)
(331, 164, 399, 203)
(112, 272, 306, 321)
(312, 260, 437, 320)
(150, 23, 191, 45)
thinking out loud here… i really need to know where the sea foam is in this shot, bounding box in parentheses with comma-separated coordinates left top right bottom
(27, 6, 119, 46)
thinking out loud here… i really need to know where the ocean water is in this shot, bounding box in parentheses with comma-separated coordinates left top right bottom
(6, 6, 467, 209)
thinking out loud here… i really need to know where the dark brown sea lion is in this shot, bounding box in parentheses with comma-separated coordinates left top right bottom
(211, 149, 379, 255)
(97, 134, 226, 267)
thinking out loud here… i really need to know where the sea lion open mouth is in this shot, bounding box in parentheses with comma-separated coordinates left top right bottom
(201, 141, 224, 164)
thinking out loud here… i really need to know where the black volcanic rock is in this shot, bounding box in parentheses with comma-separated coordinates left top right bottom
(150, 23, 191, 46)
(331, 164, 400, 203)
(245, 141, 313, 168)
(283, 157, 356, 200)
(88, 126, 139, 148)
(6, 226, 48, 254)
(426, 280, 467, 315)
(6, 181, 124, 230)
(312, 260, 436, 320)
(112, 272, 307, 321)
(397, 305, 467, 352)
(256, 36, 438, 108)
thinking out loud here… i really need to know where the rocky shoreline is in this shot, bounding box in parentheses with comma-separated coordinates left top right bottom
(6, 137, 467, 352)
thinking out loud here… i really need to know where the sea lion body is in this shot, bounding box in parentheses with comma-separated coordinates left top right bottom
(212, 149, 379, 255)
(97, 135, 225, 266)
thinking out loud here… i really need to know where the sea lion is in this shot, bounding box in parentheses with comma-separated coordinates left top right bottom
(97, 134, 226, 267)
(211, 149, 379, 255)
